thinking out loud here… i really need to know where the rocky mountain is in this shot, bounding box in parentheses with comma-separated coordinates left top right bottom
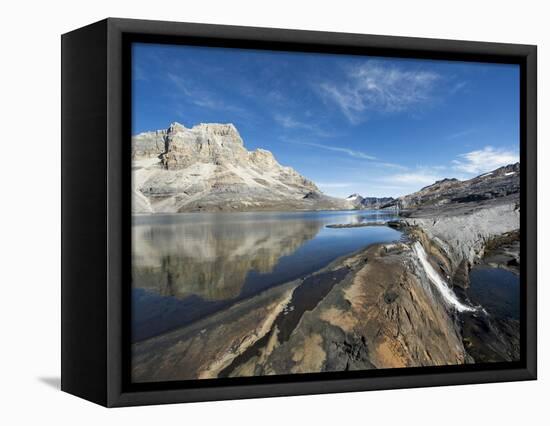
(132, 122, 352, 213)
(398, 162, 520, 211)
(348, 163, 520, 212)
(346, 193, 396, 209)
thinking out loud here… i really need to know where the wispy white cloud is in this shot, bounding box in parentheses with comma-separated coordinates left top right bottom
(167, 73, 245, 114)
(266, 90, 286, 104)
(373, 162, 409, 171)
(318, 61, 440, 123)
(273, 114, 333, 137)
(297, 141, 377, 160)
(449, 81, 468, 94)
(446, 128, 476, 140)
(386, 171, 445, 186)
(281, 136, 407, 170)
(274, 114, 308, 129)
(452, 146, 519, 174)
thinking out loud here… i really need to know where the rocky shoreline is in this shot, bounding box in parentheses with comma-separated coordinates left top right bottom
(325, 222, 389, 229)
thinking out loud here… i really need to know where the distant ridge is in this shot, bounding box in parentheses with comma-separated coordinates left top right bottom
(347, 162, 520, 211)
(398, 162, 520, 209)
(345, 193, 396, 210)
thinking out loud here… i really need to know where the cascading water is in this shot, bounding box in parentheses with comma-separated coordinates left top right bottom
(413, 241, 477, 313)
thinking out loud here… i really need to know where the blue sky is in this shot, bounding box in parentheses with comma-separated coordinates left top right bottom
(132, 43, 519, 197)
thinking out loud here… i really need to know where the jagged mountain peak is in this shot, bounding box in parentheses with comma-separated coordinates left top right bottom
(167, 121, 243, 147)
(132, 121, 350, 213)
(167, 121, 239, 133)
(167, 121, 186, 132)
(184, 122, 241, 138)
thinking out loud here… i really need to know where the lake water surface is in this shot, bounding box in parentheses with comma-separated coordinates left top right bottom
(468, 265, 520, 320)
(132, 210, 401, 341)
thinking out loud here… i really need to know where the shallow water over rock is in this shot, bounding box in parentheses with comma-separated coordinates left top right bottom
(468, 265, 520, 320)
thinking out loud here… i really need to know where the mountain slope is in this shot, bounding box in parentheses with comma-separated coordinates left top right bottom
(347, 163, 519, 213)
(132, 122, 352, 213)
(398, 162, 520, 212)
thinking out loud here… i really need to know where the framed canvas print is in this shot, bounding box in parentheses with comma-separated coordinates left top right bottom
(61, 18, 537, 407)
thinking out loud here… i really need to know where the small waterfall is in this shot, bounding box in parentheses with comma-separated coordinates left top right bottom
(413, 241, 477, 313)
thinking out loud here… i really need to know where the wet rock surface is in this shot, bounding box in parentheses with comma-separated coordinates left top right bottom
(258, 244, 468, 374)
(481, 231, 520, 274)
(461, 312, 520, 363)
(132, 280, 300, 382)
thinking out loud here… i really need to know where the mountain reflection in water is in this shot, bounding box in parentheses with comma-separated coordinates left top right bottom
(132, 210, 400, 341)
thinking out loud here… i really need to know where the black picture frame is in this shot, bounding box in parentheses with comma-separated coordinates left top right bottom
(61, 17, 537, 407)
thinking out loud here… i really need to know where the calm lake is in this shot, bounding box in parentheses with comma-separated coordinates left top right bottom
(132, 210, 401, 341)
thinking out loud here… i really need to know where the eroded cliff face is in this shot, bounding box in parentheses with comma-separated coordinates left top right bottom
(132, 122, 351, 213)
(404, 203, 519, 283)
